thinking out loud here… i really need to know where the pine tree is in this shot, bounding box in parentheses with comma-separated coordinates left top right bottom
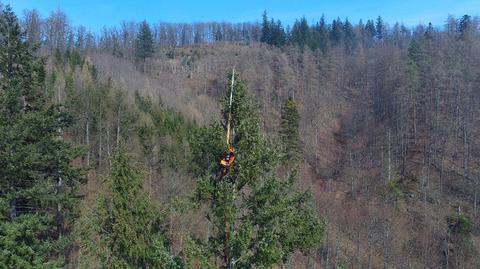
(135, 20, 155, 62)
(290, 17, 310, 48)
(270, 19, 286, 47)
(0, 5, 83, 267)
(330, 17, 344, 45)
(445, 213, 475, 267)
(312, 15, 329, 53)
(280, 97, 301, 170)
(458, 14, 473, 39)
(190, 73, 324, 268)
(343, 18, 355, 52)
(375, 16, 386, 40)
(365, 19, 376, 43)
(260, 11, 270, 44)
(76, 149, 179, 268)
(424, 22, 434, 40)
(260, 12, 286, 47)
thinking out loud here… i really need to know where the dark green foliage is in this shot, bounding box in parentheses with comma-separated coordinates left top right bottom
(311, 15, 329, 53)
(270, 20, 286, 47)
(330, 18, 344, 45)
(260, 11, 270, 44)
(445, 213, 475, 266)
(76, 149, 180, 268)
(66, 49, 84, 68)
(135, 20, 155, 61)
(190, 73, 324, 268)
(365, 19, 376, 42)
(0, 5, 83, 267)
(407, 37, 425, 66)
(244, 174, 324, 267)
(375, 16, 385, 40)
(458, 14, 473, 39)
(280, 97, 301, 169)
(260, 11, 286, 47)
(343, 18, 355, 52)
(424, 22, 434, 40)
(261, 13, 360, 52)
(190, 122, 225, 179)
(180, 237, 216, 269)
(0, 5, 45, 113)
(290, 17, 311, 48)
(135, 92, 195, 174)
(446, 213, 473, 236)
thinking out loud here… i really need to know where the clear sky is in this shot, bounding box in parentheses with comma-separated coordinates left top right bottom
(7, 0, 480, 32)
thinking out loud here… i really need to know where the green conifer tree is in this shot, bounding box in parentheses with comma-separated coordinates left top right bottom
(76, 149, 179, 268)
(330, 18, 344, 45)
(313, 15, 329, 53)
(260, 11, 271, 44)
(375, 16, 386, 40)
(290, 17, 310, 48)
(343, 18, 356, 52)
(365, 19, 376, 43)
(458, 14, 473, 39)
(190, 73, 324, 268)
(0, 5, 83, 267)
(280, 97, 301, 170)
(135, 20, 155, 62)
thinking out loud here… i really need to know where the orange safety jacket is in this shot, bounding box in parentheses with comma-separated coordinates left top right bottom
(220, 146, 235, 167)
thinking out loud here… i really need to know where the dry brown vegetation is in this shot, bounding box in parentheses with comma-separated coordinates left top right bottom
(83, 37, 480, 267)
(18, 6, 480, 267)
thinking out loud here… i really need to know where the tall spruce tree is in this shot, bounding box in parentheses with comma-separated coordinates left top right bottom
(76, 149, 179, 268)
(313, 15, 329, 53)
(280, 97, 301, 170)
(330, 18, 344, 45)
(458, 14, 473, 39)
(135, 20, 155, 62)
(343, 18, 355, 52)
(260, 11, 270, 44)
(0, 5, 83, 267)
(190, 73, 324, 268)
(260, 11, 286, 47)
(365, 19, 376, 43)
(290, 17, 310, 48)
(375, 16, 386, 40)
(270, 19, 286, 47)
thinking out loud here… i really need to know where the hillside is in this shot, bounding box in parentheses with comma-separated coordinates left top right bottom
(85, 38, 480, 268)
(88, 44, 344, 177)
(2, 3, 480, 268)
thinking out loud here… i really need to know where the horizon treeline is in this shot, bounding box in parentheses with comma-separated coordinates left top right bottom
(18, 4, 478, 55)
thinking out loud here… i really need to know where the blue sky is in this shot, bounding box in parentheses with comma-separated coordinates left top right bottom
(7, 0, 480, 32)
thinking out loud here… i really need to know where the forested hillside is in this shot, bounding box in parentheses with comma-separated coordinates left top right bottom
(1, 2, 480, 268)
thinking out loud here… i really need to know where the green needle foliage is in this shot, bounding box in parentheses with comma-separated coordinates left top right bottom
(135, 20, 155, 62)
(0, 5, 84, 268)
(445, 213, 475, 267)
(76, 149, 180, 269)
(280, 97, 301, 170)
(190, 72, 324, 268)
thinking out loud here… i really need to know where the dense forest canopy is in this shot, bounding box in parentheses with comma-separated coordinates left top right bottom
(1, 1, 480, 268)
